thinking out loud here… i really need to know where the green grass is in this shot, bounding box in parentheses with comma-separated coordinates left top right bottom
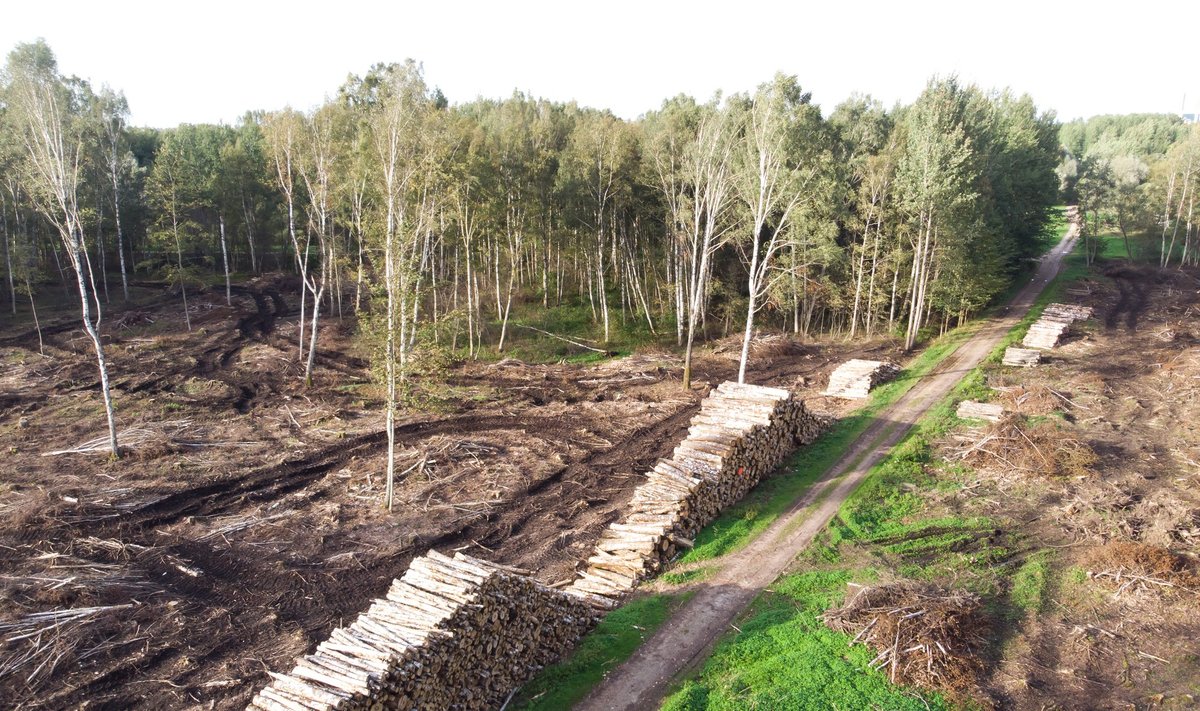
(511, 592, 688, 711)
(436, 298, 668, 365)
(1010, 551, 1053, 614)
(662, 567, 713, 586)
(660, 570, 949, 711)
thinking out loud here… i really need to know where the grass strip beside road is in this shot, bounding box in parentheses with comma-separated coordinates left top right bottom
(511, 593, 690, 711)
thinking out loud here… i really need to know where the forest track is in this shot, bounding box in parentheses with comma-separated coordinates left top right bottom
(575, 228, 1080, 711)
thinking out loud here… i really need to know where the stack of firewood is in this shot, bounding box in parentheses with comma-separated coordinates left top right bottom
(1022, 319, 1070, 349)
(248, 551, 598, 711)
(1043, 302, 1093, 322)
(955, 400, 1005, 422)
(823, 359, 902, 399)
(1022, 302, 1095, 350)
(1002, 347, 1042, 367)
(567, 382, 823, 604)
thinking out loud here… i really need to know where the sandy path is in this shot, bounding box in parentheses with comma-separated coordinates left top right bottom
(575, 222, 1080, 711)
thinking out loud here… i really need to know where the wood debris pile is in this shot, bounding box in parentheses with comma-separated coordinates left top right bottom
(713, 333, 807, 361)
(822, 582, 988, 695)
(248, 551, 598, 711)
(823, 359, 902, 399)
(1085, 540, 1199, 597)
(991, 383, 1075, 416)
(956, 414, 1097, 479)
(566, 381, 823, 604)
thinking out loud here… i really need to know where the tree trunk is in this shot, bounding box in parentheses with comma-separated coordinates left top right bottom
(111, 163, 129, 301)
(95, 198, 109, 304)
(219, 213, 232, 305)
(2, 196, 13, 315)
(241, 192, 258, 274)
(171, 206, 191, 331)
(69, 229, 120, 458)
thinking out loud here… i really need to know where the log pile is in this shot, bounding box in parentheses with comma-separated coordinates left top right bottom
(247, 551, 598, 711)
(955, 400, 1004, 422)
(1043, 302, 1094, 322)
(566, 382, 823, 604)
(1022, 302, 1094, 350)
(1021, 319, 1070, 349)
(1002, 347, 1042, 367)
(822, 359, 902, 399)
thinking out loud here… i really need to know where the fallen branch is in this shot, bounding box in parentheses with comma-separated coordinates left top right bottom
(510, 324, 607, 353)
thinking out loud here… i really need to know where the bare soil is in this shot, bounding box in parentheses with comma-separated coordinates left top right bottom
(0, 279, 891, 709)
(936, 263, 1200, 709)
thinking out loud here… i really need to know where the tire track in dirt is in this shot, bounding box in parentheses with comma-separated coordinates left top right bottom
(83, 414, 574, 536)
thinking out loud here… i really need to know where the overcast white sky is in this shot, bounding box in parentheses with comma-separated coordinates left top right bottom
(3, 0, 1197, 128)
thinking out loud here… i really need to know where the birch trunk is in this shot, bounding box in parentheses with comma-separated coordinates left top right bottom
(219, 214, 231, 305)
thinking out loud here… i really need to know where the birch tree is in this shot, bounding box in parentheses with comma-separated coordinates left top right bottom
(896, 78, 975, 351)
(263, 108, 309, 360)
(369, 61, 432, 510)
(5, 41, 120, 456)
(296, 104, 338, 385)
(731, 75, 827, 382)
(644, 97, 737, 388)
(96, 87, 131, 301)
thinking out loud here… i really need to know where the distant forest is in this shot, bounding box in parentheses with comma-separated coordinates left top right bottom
(3, 38, 1197, 455)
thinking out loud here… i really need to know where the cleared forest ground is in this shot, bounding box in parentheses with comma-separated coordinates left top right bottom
(968, 263, 1200, 708)
(0, 281, 891, 709)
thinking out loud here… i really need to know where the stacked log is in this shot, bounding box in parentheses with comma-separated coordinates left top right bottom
(1002, 347, 1042, 367)
(1022, 302, 1094, 350)
(955, 400, 1005, 422)
(1022, 319, 1069, 349)
(567, 382, 823, 605)
(1042, 302, 1093, 322)
(247, 551, 599, 711)
(822, 359, 902, 399)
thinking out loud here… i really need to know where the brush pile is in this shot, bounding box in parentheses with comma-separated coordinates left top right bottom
(822, 582, 989, 695)
(1085, 540, 1199, 597)
(956, 414, 1097, 479)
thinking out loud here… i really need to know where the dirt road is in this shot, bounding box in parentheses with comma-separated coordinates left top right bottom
(575, 225, 1081, 711)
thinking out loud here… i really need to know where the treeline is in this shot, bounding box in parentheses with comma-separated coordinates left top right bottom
(1, 39, 1061, 459)
(1058, 113, 1200, 265)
